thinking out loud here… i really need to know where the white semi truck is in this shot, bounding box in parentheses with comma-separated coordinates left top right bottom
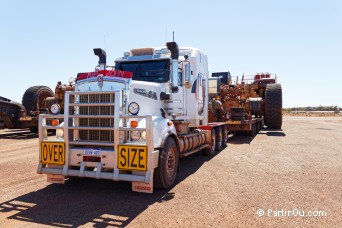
(37, 42, 227, 193)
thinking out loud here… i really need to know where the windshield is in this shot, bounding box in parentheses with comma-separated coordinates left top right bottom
(115, 59, 170, 83)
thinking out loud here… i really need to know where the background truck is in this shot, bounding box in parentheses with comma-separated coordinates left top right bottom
(0, 86, 54, 132)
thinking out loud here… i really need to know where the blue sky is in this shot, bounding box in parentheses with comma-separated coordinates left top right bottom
(1, 0, 341, 108)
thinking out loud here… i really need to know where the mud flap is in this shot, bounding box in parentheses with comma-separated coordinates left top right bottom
(47, 174, 65, 184)
(132, 170, 154, 193)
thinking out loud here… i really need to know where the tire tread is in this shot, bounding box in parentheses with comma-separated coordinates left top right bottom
(22, 86, 54, 113)
(265, 84, 282, 129)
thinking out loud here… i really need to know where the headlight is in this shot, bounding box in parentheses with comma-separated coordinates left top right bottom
(128, 102, 140, 115)
(130, 131, 141, 141)
(50, 104, 61, 115)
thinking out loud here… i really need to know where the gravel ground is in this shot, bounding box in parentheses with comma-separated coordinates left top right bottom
(0, 117, 341, 227)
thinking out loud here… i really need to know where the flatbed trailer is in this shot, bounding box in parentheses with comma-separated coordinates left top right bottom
(227, 117, 263, 136)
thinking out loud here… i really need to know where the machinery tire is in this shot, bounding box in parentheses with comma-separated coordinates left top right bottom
(215, 127, 222, 151)
(154, 137, 179, 189)
(22, 86, 54, 114)
(203, 128, 216, 156)
(264, 84, 282, 129)
(250, 99, 263, 116)
(221, 125, 228, 148)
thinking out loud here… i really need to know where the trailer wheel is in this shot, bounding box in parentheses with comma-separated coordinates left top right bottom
(264, 84, 282, 129)
(257, 121, 261, 133)
(203, 128, 216, 156)
(154, 137, 179, 189)
(22, 86, 54, 114)
(255, 123, 259, 133)
(221, 125, 228, 148)
(248, 124, 254, 137)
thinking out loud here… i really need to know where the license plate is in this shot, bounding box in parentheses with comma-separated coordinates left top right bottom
(41, 142, 65, 165)
(118, 145, 147, 171)
(84, 149, 101, 156)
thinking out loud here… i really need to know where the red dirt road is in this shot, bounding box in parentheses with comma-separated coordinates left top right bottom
(0, 117, 341, 227)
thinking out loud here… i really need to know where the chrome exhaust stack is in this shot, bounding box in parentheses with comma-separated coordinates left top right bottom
(93, 48, 106, 70)
(166, 42, 179, 93)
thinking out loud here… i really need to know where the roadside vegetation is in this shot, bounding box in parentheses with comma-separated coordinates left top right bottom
(283, 106, 341, 117)
(283, 106, 340, 112)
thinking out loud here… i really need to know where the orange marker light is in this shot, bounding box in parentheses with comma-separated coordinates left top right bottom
(131, 120, 138, 128)
(167, 121, 173, 126)
(51, 119, 59, 126)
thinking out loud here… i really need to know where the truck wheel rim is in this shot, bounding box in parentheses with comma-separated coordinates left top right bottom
(167, 148, 176, 178)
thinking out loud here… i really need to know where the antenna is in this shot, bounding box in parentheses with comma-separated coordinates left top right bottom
(173, 31, 175, 42)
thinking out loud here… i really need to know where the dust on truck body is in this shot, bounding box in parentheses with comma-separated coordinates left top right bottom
(38, 42, 226, 193)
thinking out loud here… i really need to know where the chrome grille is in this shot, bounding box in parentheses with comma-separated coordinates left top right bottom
(78, 93, 115, 142)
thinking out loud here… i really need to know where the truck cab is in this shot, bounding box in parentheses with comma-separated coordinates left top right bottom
(115, 44, 209, 129)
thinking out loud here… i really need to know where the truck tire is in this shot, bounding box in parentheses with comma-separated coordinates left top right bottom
(22, 86, 54, 114)
(257, 121, 262, 133)
(215, 127, 222, 151)
(264, 84, 282, 129)
(154, 137, 179, 189)
(221, 125, 228, 148)
(203, 128, 216, 156)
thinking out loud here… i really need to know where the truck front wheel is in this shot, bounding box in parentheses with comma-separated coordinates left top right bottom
(215, 127, 222, 151)
(154, 137, 179, 189)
